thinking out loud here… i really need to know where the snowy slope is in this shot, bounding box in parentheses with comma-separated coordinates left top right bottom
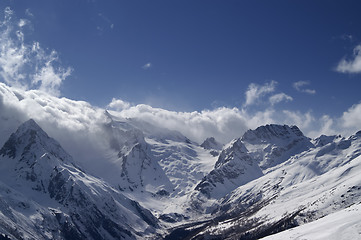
(192, 124, 313, 201)
(261, 203, 361, 240)
(187, 130, 361, 239)
(195, 138, 263, 199)
(0, 119, 160, 240)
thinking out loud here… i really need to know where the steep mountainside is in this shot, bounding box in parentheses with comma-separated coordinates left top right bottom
(0, 120, 159, 240)
(241, 124, 313, 170)
(174, 130, 361, 239)
(193, 124, 313, 200)
(195, 138, 263, 199)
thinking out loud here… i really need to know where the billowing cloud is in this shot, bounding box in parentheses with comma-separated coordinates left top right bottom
(341, 102, 361, 133)
(307, 115, 337, 137)
(336, 44, 361, 74)
(1, 80, 361, 186)
(116, 105, 250, 143)
(269, 93, 293, 105)
(107, 98, 131, 110)
(142, 62, 152, 70)
(282, 110, 315, 133)
(18, 19, 29, 28)
(293, 81, 316, 94)
(244, 80, 277, 107)
(0, 82, 109, 178)
(244, 81, 293, 107)
(0, 7, 72, 96)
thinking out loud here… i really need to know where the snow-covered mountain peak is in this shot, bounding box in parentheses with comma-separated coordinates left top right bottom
(215, 138, 248, 167)
(195, 138, 262, 199)
(0, 119, 73, 164)
(239, 124, 313, 170)
(312, 134, 341, 147)
(241, 124, 305, 144)
(103, 112, 147, 153)
(201, 137, 223, 151)
(16, 118, 43, 134)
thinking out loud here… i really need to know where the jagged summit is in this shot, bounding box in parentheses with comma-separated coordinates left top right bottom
(6, 118, 49, 146)
(313, 134, 340, 147)
(0, 119, 73, 163)
(201, 137, 223, 151)
(241, 124, 305, 143)
(195, 138, 262, 199)
(17, 118, 42, 131)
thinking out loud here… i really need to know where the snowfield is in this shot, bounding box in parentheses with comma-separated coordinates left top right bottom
(261, 203, 361, 240)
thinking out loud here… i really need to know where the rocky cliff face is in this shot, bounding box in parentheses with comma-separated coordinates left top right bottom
(241, 124, 313, 169)
(195, 138, 263, 199)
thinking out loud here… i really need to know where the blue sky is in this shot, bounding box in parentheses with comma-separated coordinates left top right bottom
(0, 0, 361, 138)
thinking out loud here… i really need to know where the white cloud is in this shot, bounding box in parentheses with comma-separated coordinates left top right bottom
(31, 44, 72, 96)
(107, 98, 131, 110)
(340, 102, 361, 133)
(269, 93, 293, 105)
(18, 19, 29, 28)
(0, 7, 72, 96)
(336, 44, 361, 74)
(244, 80, 277, 107)
(0, 82, 109, 178)
(142, 62, 152, 70)
(115, 105, 249, 143)
(307, 115, 337, 137)
(293, 81, 316, 94)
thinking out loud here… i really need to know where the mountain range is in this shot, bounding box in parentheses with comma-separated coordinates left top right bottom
(0, 85, 361, 239)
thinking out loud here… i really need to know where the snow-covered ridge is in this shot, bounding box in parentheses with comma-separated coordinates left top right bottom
(241, 124, 305, 143)
(195, 138, 263, 199)
(0, 113, 360, 239)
